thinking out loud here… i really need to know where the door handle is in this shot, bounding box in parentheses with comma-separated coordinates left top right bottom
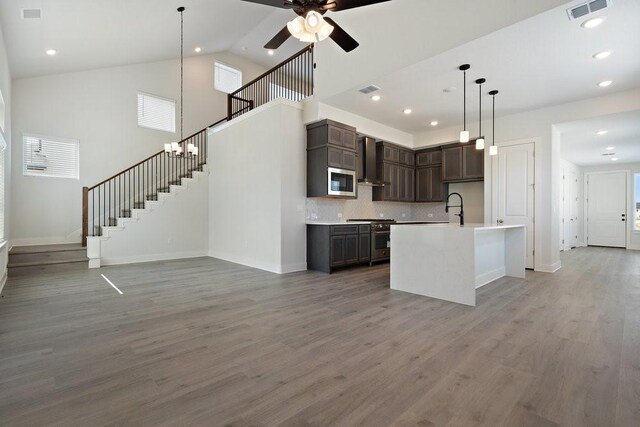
(621, 214, 626, 217)
(497, 219, 504, 224)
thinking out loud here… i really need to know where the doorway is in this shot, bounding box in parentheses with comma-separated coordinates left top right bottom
(494, 142, 535, 269)
(586, 171, 628, 248)
(561, 167, 579, 250)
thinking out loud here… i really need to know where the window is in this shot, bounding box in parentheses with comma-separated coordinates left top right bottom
(23, 134, 79, 180)
(0, 132, 5, 241)
(635, 173, 640, 231)
(214, 62, 242, 94)
(137, 92, 176, 133)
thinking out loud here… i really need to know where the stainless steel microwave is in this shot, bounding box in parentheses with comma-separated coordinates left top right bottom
(327, 167, 356, 197)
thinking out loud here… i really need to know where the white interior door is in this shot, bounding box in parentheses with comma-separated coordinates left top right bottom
(562, 169, 578, 250)
(496, 143, 535, 269)
(587, 171, 627, 248)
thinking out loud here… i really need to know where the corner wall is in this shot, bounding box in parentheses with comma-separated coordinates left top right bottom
(208, 99, 306, 274)
(0, 22, 11, 293)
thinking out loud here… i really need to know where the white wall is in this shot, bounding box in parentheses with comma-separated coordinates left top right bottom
(97, 170, 209, 265)
(448, 182, 484, 224)
(580, 162, 640, 250)
(10, 51, 266, 246)
(0, 22, 11, 293)
(209, 99, 306, 274)
(415, 89, 640, 272)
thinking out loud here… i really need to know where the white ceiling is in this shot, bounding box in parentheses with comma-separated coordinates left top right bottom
(322, 0, 640, 133)
(0, 0, 274, 79)
(558, 110, 640, 166)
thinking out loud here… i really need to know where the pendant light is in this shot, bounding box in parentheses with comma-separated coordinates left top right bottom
(165, 7, 198, 158)
(475, 78, 485, 150)
(489, 90, 499, 156)
(459, 64, 470, 143)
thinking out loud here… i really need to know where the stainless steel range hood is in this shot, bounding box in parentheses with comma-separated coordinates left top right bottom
(357, 136, 387, 186)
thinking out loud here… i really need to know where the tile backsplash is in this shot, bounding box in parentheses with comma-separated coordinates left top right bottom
(306, 185, 449, 222)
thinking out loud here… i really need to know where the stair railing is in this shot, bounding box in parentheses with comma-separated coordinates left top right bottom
(82, 117, 227, 246)
(227, 44, 314, 120)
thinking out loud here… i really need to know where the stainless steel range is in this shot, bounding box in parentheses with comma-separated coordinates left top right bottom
(347, 219, 396, 264)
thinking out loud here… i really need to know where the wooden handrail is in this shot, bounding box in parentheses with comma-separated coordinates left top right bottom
(230, 44, 313, 97)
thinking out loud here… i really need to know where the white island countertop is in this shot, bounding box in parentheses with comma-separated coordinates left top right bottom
(391, 223, 527, 306)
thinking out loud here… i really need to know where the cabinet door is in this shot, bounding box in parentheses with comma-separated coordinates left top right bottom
(442, 147, 463, 181)
(390, 164, 400, 200)
(328, 126, 343, 147)
(358, 233, 370, 261)
(430, 166, 444, 201)
(416, 168, 430, 202)
(462, 145, 484, 179)
(342, 129, 357, 151)
(406, 167, 415, 201)
(327, 147, 343, 168)
(430, 150, 442, 165)
(383, 163, 393, 199)
(416, 152, 430, 167)
(344, 234, 359, 264)
(342, 150, 357, 171)
(397, 166, 406, 201)
(330, 235, 345, 267)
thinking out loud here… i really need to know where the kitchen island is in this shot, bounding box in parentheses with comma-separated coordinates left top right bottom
(390, 223, 526, 306)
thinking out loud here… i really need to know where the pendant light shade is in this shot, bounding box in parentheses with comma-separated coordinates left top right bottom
(459, 64, 470, 143)
(489, 90, 499, 156)
(475, 78, 485, 150)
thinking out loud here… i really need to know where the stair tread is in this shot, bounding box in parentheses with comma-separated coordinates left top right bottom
(9, 258, 89, 268)
(10, 243, 84, 255)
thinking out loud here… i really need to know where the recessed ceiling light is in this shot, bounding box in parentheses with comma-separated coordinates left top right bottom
(582, 17, 604, 29)
(593, 51, 611, 60)
(371, 95, 381, 101)
(267, 49, 275, 56)
(194, 47, 202, 53)
(403, 108, 412, 115)
(430, 121, 439, 126)
(597, 130, 608, 135)
(45, 49, 57, 56)
(443, 86, 457, 93)
(598, 80, 612, 88)
(606, 146, 615, 150)
(611, 157, 618, 161)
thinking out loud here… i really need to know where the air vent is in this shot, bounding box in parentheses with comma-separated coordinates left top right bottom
(359, 85, 380, 95)
(601, 152, 616, 156)
(567, 0, 610, 20)
(21, 8, 42, 19)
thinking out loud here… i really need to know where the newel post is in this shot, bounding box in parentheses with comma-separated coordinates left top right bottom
(82, 186, 88, 247)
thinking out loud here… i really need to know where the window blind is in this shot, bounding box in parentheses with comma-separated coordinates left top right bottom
(23, 134, 79, 180)
(214, 62, 242, 94)
(137, 92, 176, 133)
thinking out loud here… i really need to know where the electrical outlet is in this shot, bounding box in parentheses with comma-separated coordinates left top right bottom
(379, 213, 384, 218)
(402, 213, 407, 218)
(428, 213, 434, 218)
(337, 213, 343, 218)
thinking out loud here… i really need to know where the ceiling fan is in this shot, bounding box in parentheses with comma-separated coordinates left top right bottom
(241, 0, 391, 52)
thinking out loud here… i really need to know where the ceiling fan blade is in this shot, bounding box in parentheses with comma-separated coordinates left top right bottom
(322, 0, 391, 12)
(265, 26, 292, 50)
(323, 17, 359, 52)
(241, 0, 297, 9)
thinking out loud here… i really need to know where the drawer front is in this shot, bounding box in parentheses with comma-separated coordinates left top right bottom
(359, 225, 371, 234)
(331, 225, 360, 235)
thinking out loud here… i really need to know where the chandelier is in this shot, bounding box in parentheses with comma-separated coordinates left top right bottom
(287, 11, 334, 43)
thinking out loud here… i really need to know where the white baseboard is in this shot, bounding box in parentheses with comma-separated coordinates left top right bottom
(475, 267, 506, 289)
(101, 251, 208, 266)
(280, 262, 308, 274)
(627, 245, 640, 251)
(536, 261, 562, 273)
(208, 251, 306, 275)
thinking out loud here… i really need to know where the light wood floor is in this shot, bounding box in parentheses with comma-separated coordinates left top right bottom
(0, 247, 638, 426)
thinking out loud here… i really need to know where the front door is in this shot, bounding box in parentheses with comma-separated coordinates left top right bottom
(587, 171, 627, 248)
(496, 142, 535, 269)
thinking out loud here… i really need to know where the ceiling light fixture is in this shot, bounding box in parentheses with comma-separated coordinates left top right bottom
(403, 108, 412, 115)
(581, 17, 604, 28)
(287, 11, 334, 44)
(430, 121, 439, 127)
(597, 130, 608, 135)
(45, 49, 57, 56)
(598, 80, 612, 87)
(165, 7, 197, 158)
(593, 51, 611, 60)
(489, 90, 499, 156)
(606, 146, 615, 150)
(475, 78, 486, 150)
(194, 47, 202, 53)
(459, 64, 470, 143)
(611, 157, 618, 161)
(267, 49, 275, 56)
(371, 94, 381, 101)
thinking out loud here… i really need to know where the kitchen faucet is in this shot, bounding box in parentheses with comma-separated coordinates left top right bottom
(445, 192, 464, 226)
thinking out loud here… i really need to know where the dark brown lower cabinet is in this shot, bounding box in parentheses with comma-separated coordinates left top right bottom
(307, 224, 371, 273)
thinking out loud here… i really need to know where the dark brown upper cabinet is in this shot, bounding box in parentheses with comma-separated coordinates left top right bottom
(442, 143, 484, 183)
(415, 148, 442, 167)
(416, 166, 446, 202)
(373, 141, 415, 202)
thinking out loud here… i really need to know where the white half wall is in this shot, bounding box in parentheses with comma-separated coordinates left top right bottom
(209, 99, 306, 274)
(96, 170, 209, 266)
